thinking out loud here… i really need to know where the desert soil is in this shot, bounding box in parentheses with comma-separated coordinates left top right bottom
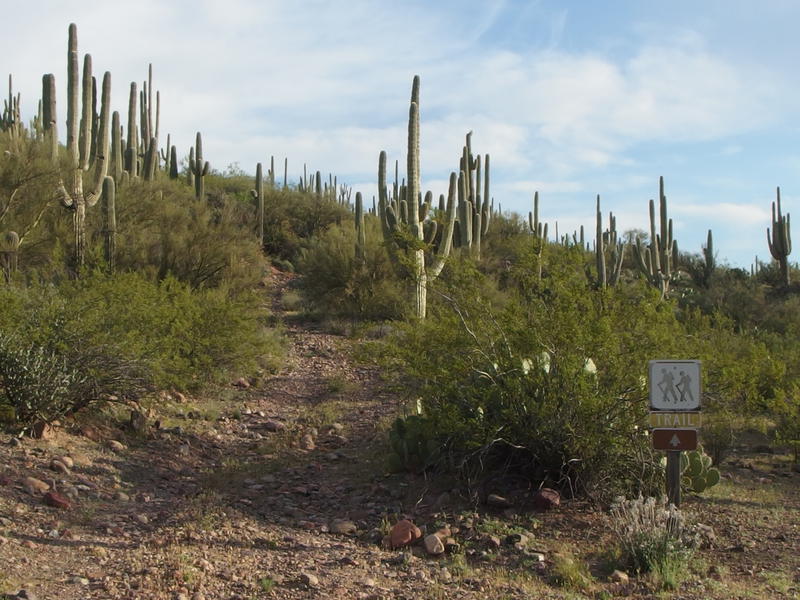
(0, 270, 798, 600)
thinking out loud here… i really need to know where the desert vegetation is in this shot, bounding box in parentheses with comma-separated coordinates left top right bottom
(0, 22, 798, 600)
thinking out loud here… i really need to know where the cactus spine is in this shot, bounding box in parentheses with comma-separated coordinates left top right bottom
(55, 23, 112, 269)
(767, 187, 791, 287)
(632, 176, 678, 298)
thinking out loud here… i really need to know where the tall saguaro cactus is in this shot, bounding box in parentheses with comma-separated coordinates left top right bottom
(453, 132, 491, 259)
(595, 195, 625, 289)
(190, 132, 210, 199)
(632, 176, 678, 298)
(55, 23, 112, 269)
(102, 176, 116, 271)
(377, 76, 458, 319)
(767, 187, 792, 287)
(251, 163, 264, 247)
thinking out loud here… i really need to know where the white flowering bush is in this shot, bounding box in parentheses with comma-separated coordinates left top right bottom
(608, 495, 700, 589)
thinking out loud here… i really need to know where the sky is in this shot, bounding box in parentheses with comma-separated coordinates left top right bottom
(3, 0, 800, 268)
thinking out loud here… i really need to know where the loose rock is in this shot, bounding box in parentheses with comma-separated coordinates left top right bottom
(23, 476, 49, 495)
(388, 519, 422, 549)
(532, 488, 560, 510)
(424, 533, 445, 556)
(44, 491, 71, 510)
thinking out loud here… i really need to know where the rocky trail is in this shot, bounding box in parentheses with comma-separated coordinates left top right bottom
(1, 270, 799, 600)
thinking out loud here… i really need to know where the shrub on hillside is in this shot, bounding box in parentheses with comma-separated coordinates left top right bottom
(0, 271, 282, 394)
(298, 219, 408, 321)
(261, 187, 352, 265)
(376, 249, 685, 499)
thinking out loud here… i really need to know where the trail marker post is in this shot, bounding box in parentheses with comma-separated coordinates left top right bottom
(648, 360, 701, 507)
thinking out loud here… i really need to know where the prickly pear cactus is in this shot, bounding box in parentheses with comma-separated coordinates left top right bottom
(680, 446, 720, 493)
(387, 415, 440, 473)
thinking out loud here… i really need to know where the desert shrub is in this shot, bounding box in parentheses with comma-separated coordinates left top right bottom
(376, 248, 680, 499)
(298, 218, 408, 321)
(0, 271, 282, 393)
(261, 187, 352, 264)
(0, 331, 150, 433)
(608, 496, 699, 590)
(86, 179, 266, 293)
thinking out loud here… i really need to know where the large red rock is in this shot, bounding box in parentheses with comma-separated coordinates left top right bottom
(44, 491, 71, 510)
(389, 519, 422, 549)
(532, 488, 561, 510)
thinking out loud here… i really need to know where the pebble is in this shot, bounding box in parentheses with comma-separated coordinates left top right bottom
(59, 456, 75, 469)
(49, 459, 70, 474)
(23, 476, 50, 495)
(610, 569, 629, 584)
(300, 434, 316, 450)
(264, 419, 287, 432)
(329, 519, 358, 535)
(300, 571, 319, 587)
(487, 493, 512, 508)
(107, 440, 125, 452)
(424, 534, 445, 556)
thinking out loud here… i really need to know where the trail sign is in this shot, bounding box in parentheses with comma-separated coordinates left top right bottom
(648, 411, 702, 428)
(652, 428, 698, 451)
(649, 360, 701, 411)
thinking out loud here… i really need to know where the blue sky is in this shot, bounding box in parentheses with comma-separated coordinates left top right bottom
(3, 0, 800, 268)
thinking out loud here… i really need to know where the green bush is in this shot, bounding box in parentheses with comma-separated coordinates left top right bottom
(0, 331, 150, 433)
(261, 187, 352, 265)
(298, 218, 408, 321)
(0, 271, 282, 393)
(376, 247, 684, 499)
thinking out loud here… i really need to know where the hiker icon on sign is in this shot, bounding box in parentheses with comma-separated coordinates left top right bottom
(676, 371, 694, 404)
(649, 360, 701, 411)
(658, 369, 679, 404)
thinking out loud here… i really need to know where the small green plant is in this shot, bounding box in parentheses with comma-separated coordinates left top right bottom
(257, 576, 276, 593)
(386, 414, 441, 473)
(549, 550, 593, 591)
(608, 495, 698, 591)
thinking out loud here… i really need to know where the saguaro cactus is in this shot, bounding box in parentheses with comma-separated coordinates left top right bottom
(767, 187, 792, 287)
(55, 23, 112, 269)
(102, 176, 116, 271)
(251, 163, 264, 247)
(632, 176, 678, 298)
(355, 191, 366, 262)
(453, 132, 491, 259)
(595, 195, 625, 288)
(377, 76, 458, 319)
(190, 132, 210, 199)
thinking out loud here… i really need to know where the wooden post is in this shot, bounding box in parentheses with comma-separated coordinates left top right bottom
(666, 450, 682, 507)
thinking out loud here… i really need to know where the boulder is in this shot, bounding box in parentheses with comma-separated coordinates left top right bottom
(532, 488, 560, 510)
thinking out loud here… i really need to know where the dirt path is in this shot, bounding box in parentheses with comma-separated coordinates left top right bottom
(1, 270, 799, 600)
